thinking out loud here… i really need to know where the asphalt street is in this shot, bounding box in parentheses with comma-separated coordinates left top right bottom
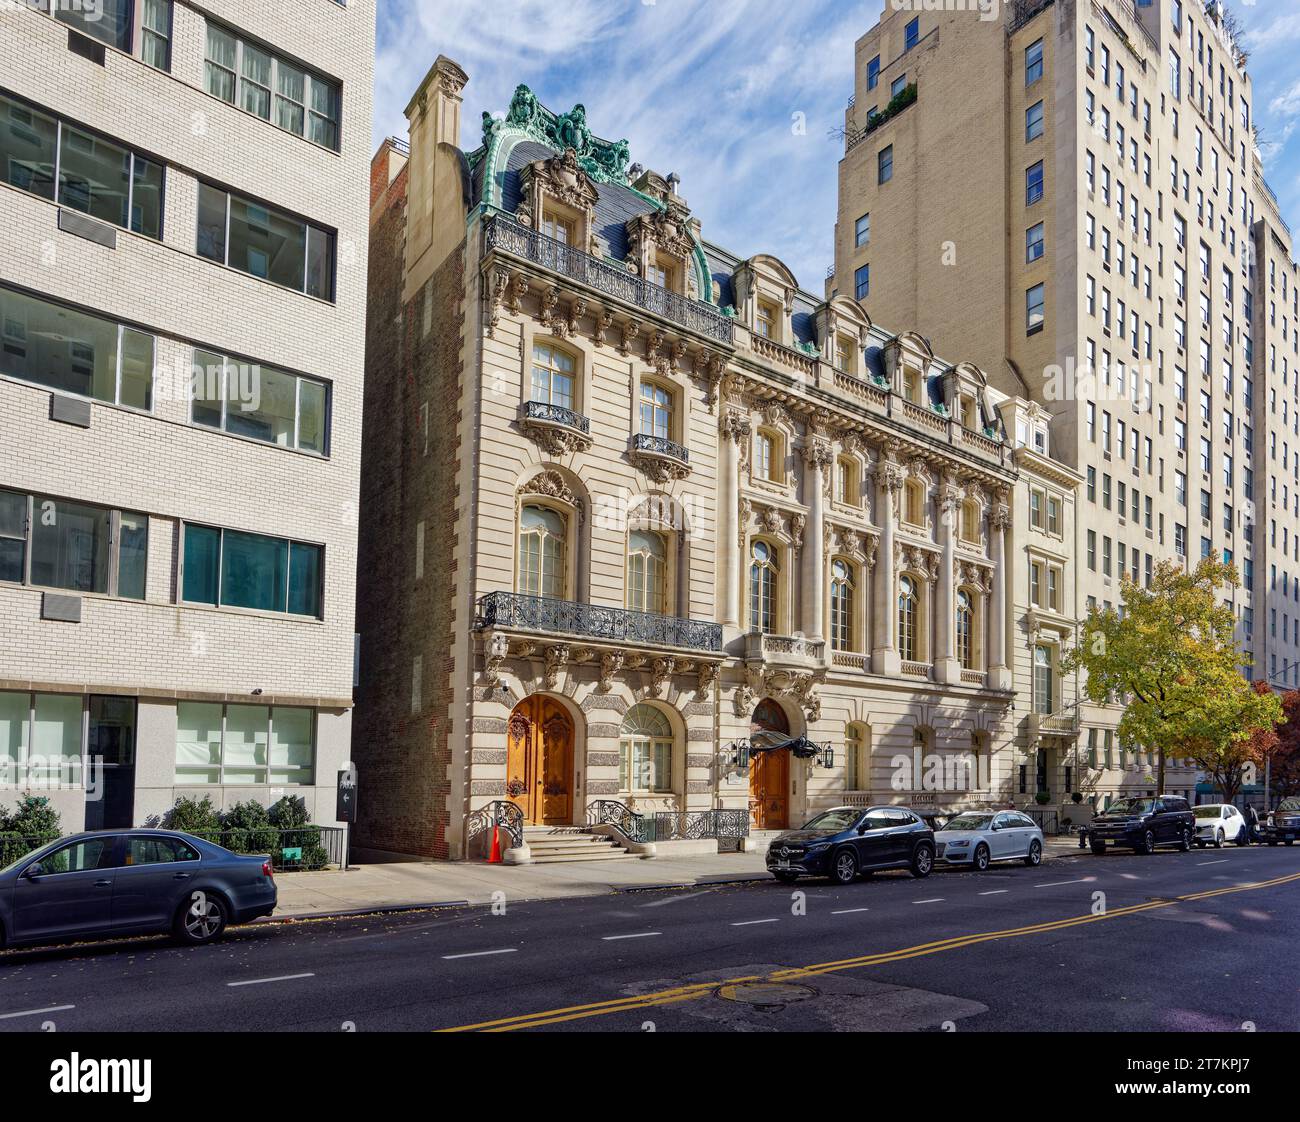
(1, 845, 1296, 1033)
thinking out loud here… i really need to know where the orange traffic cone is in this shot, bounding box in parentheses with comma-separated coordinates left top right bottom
(488, 824, 503, 864)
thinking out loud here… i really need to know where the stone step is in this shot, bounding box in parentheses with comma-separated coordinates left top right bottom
(528, 848, 639, 864)
(525, 841, 626, 856)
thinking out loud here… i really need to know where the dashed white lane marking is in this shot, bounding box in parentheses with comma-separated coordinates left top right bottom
(912, 898, 944, 904)
(1034, 877, 1095, 888)
(1197, 859, 1229, 866)
(441, 948, 518, 961)
(831, 907, 870, 915)
(0, 1004, 75, 1020)
(226, 973, 315, 987)
(978, 889, 1009, 896)
(731, 918, 779, 927)
(601, 932, 662, 941)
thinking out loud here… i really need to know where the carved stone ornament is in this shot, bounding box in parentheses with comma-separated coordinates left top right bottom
(628, 443, 691, 484)
(598, 650, 624, 693)
(697, 662, 719, 696)
(544, 644, 570, 690)
(521, 470, 580, 509)
(483, 632, 511, 685)
(650, 657, 676, 696)
(619, 319, 642, 357)
(721, 410, 752, 447)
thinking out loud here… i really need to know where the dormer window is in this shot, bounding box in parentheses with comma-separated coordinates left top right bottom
(835, 333, 856, 373)
(902, 369, 923, 404)
(756, 300, 779, 339)
(647, 256, 678, 292)
(540, 207, 574, 245)
(959, 396, 977, 430)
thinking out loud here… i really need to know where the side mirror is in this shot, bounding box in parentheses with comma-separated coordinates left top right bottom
(856, 825, 867, 834)
(23, 863, 43, 879)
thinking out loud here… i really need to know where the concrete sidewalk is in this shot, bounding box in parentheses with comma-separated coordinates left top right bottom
(267, 836, 1086, 920)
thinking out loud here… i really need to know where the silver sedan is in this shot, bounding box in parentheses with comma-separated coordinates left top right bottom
(935, 810, 1045, 870)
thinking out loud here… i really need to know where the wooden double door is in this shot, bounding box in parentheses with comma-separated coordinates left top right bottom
(749, 698, 790, 830)
(506, 697, 575, 825)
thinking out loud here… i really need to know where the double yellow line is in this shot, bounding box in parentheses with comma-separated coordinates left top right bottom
(437, 870, 1300, 1032)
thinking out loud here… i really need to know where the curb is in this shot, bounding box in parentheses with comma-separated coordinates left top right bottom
(255, 900, 472, 923)
(615, 874, 771, 893)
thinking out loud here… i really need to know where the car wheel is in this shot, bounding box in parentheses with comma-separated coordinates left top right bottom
(1214, 829, 1224, 849)
(773, 871, 799, 885)
(1196, 840, 1206, 848)
(1268, 840, 1278, 847)
(1287, 840, 1295, 847)
(910, 843, 934, 879)
(1136, 830, 1156, 855)
(1024, 839, 1043, 867)
(830, 848, 858, 885)
(973, 843, 991, 872)
(1090, 840, 1106, 855)
(174, 891, 228, 946)
(1178, 827, 1192, 852)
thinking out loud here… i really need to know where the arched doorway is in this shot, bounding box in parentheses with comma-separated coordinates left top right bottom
(750, 699, 790, 830)
(506, 697, 575, 825)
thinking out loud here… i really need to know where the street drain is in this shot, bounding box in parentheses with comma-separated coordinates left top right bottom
(716, 981, 817, 1010)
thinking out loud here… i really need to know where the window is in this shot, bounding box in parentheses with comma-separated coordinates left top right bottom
(192, 349, 328, 455)
(1026, 222, 1048, 267)
(516, 505, 566, 600)
(175, 702, 315, 785)
(1087, 529, 1097, 570)
(140, 0, 172, 71)
(755, 429, 782, 482)
(57, 0, 133, 54)
(836, 457, 859, 506)
(878, 146, 893, 184)
(755, 300, 779, 339)
(1026, 100, 1044, 142)
(956, 589, 975, 669)
(197, 182, 335, 300)
(1026, 161, 1044, 205)
(0, 93, 164, 238)
(1033, 645, 1054, 714)
(898, 575, 919, 662)
(638, 380, 673, 440)
(750, 540, 779, 634)
(0, 285, 154, 410)
(627, 530, 667, 615)
(619, 705, 673, 794)
(867, 56, 880, 90)
(1, 692, 134, 788)
(855, 213, 870, 247)
(182, 524, 322, 617)
(0, 489, 146, 600)
(891, 74, 908, 99)
(904, 479, 926, 526)
(1027, 283, 1045, 333)
(855, 264, 870, 301)
(1026, 39, 1043, 85)
(845, 723, 869, 790)
(830, 559, 856, 652)
(204, 23, 341, 150)
(905, 17, 920, 50)
(961, 499, 981, 543)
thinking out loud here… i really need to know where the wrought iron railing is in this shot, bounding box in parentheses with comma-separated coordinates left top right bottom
(476, 591, 723, 652)
(587, 800, 645, 840)
(631, 432, 688, 463)
(586, 801, 749, 843)
(520, 399, 591, 433)
(483, 213, 734, 345)
(466, 800, 525, 856)
(1009, 0, 1054, 32)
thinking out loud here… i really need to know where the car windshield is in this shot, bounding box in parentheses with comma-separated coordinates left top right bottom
(942, 814, 993, 831)
(1278, 798, 1300, 813)
(1193, 807, 1223, 819)
(802, 809, 861, 832)
(1106, 798, 1154, 815)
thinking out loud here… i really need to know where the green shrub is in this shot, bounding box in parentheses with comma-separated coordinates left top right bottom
(0, 795, 61, 837)
(220, 801, 278, 855)
(267, 795, 310, 830)
(164, 795, 221, 835)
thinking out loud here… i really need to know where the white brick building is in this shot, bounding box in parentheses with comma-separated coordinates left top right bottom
(0, 1, 372, 830)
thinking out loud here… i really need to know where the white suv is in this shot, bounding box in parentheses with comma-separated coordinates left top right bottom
(1193, 804, 1245, 848)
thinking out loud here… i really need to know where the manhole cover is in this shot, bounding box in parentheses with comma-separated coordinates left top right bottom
(716, 982, 817, 1008)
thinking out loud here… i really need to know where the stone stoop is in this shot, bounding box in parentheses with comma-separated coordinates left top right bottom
(521, 827, 638, 864)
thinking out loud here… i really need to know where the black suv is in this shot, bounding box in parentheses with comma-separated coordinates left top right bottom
(766, 806, 935, 885)
(1087, 795, 1195, 855)
(1263, 797, 1300, 845)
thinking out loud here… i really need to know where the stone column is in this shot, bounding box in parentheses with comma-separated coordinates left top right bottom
(801, 439, 833, 644)
(719, 411, 749, 629)
(935, 479, 961, 685)
(872, 459, 903, 676)
(988, 495, 1012, 691)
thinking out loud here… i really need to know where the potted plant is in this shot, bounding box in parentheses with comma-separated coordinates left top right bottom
(1034, 790, 1051, 805)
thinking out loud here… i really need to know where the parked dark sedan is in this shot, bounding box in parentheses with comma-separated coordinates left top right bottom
(0, 830, 277, 952)
(1263, 797, 1300, 845)
(767, 805, 935, 885)
(1087, 795, 1194, 855)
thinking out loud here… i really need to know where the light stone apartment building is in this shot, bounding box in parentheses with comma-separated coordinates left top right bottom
(0, 1, 372, 830)
(355, 58, 1084, 861)
(829, 0, 1299, 807)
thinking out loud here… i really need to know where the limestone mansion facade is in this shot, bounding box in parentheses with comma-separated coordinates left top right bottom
(355, 58, 1090, 860)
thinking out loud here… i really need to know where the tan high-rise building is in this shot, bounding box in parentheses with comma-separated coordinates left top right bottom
(0, 2, 373, 830)
(830, 0, 1297, 804)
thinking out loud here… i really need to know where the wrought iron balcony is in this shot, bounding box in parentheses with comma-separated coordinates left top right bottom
(521, 400, 589, 434)
(631, 433, 688, 463)
(476, 591, 723, 653)
(483, 213, 734, 345)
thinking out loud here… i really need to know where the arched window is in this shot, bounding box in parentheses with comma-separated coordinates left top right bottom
(638, 380, 673, 440)
(956, 589, 975, 669)
(518, 504, 566, 598)
(627, 530, 667, 615)
(845, 722, 870, 790)
(530, 342, 576, 410)
(619, 704, 673, 793)
(898, 574, 919, 662)
(830, 558, 856, 651)
(750, 540, 780, 634)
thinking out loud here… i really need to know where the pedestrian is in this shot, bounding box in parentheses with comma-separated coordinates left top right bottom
(1239, 805, 1258, 846)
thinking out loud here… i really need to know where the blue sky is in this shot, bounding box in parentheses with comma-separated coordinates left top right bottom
(373, 0, 1300, 291)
